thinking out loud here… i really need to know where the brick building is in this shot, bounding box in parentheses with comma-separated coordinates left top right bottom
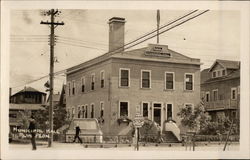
(201, 59, 240, 122)
(66, 17, 201, 135)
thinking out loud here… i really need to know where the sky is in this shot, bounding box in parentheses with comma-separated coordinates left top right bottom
(10, 9, 240, 95)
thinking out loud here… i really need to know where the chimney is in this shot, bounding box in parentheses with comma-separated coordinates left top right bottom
(108, 17, 125, 52)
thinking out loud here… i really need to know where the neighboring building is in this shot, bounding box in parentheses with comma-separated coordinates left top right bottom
(9, 87, 46, 130)
(201, 59, 240, 122)
(46, 85, 67, 130)
(66, 17, 201, 135)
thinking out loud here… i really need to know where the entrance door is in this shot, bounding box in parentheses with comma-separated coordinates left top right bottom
(153, 103, 162, 126)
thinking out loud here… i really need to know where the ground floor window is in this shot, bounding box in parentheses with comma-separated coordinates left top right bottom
(100, 102, 104, 118)
(91, 104, 94, 118)
(166, 103, 173, 121)
(85, 105, 88, 118)
(142, 102, 149, 118)
(119, 102, 128, 117)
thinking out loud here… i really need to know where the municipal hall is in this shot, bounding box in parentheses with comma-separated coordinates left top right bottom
(66, 17, 201, 135)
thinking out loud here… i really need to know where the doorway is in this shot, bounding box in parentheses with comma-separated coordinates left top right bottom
(153, 103, 162, 126)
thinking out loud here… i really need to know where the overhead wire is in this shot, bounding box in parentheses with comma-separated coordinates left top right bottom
(11, 10, 209, 89)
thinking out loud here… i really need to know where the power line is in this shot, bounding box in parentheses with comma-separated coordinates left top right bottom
(56, 40, 106, 51)
(11, 10, 209, 89)
(123, 10, 209, 52)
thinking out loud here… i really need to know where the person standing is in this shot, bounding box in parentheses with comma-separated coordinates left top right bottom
(28, 115, 37, 150)
(73, 124, 83, 144)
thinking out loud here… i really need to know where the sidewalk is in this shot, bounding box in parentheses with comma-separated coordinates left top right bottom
(9, 141, 239, 151)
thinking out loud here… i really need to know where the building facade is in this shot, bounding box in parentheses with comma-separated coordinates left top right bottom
(201, 59, 240, 122)
(66, 17, 201, 135)
(9, 87, 46, 130)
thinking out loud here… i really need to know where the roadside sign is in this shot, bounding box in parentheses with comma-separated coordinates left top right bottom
(133, 106, 144, 128)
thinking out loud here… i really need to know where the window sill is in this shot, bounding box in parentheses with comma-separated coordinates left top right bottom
(140, 87, 151, 90)
(118, 86, 130, 89)
(164, 89, 175, 92)
(184, 90, 194, 92)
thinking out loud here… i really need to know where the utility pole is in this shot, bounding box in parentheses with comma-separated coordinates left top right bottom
(40, 9, 64, 147)
(156, 9, 160, 44)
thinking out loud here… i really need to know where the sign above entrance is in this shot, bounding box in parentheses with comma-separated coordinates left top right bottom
(145, 44, 172, 58)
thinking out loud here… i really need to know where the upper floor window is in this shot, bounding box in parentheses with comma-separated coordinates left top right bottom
(217, 70, 221, 77)
(212, 71, 216, 78)
(141, 70, 151, 88)
(222, 69, 226, 76)
(119, 101, 129, 117)
(119, 68, 130, 87)
(81, 77, 85, 93)
(91, 74, 95, 90)
(185, 73, 194, 91)
(213, 89, 218, 101)
(68, 82, 71, 96)
(100, 71, 105, 88)
(72, 81, 76, 95)
(165, 72, 174, 90)
(231, 88, 237, 100)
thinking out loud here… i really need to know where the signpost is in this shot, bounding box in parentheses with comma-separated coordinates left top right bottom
(132, 106, 144, 151)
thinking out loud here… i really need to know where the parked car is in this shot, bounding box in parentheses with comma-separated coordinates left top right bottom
(65, 118, 103, 143)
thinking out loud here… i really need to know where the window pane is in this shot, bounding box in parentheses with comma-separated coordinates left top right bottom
(166, 73, 174, 89)
(120, 102, 128, 117)
(167, 104, 172, 120)
(143, 103, 148, 117)
(121, 70, 128, 78)
(142, 71, 150, 88)
(185, 74, 193, 90)
(121, 70, 129, 87)
(100, 103, 104, 117)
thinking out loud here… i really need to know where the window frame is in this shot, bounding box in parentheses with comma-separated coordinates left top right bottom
(81, 76, 85, 93)
(212, 71, 216, 78)
(72, 80, 76, 95)
(165, 72, 175, 90)
(212, 89, 218, 101)
(165, 103, 174, 121)
(231, 87, 237, 100)
(90, 103, 95, 118)
(205, 91, 210, 102)
(91, 73, 95, 91)
(100, 70, 105, 88)
(67, 82, 71, 96)
(119, 68, 130, 87)
(118, 101, 130, 118)
(141, 70, 151, 89)
(184, 73, 194, 91)
(85, 104, 88, 118)
(141, 101, 150, 118)
(100, 101, 104, 118)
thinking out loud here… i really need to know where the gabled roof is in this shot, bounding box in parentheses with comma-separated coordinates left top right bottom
(202, 69, 240, 84)
(67, 44, 201, 74)
(208, 59, 240, 72)
(11, 87, 46, 97)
